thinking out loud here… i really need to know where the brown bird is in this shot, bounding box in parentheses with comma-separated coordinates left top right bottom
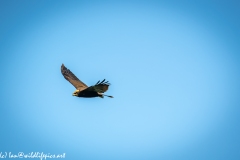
(61, 64, 113, 98)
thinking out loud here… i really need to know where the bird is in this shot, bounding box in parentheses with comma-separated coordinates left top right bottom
(61, 64, 113, 98)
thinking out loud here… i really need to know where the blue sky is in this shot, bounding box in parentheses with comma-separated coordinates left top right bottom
(0, 0, 240, 160)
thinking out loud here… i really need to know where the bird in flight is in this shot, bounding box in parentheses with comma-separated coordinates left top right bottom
(61, 64, 113, 98)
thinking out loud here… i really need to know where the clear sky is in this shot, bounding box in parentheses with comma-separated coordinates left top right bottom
(0, 0, 240, 160)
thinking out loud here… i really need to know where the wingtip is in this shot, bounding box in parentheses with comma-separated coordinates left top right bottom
(61, 63, 66, 73)
(61, 63, 66, 69)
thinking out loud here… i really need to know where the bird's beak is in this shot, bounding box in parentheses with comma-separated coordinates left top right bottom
(72, 90, 79, 96)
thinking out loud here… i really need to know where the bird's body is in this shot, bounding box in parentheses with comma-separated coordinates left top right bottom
(76, 90, 99, 98)
(61, 64, 113, 98)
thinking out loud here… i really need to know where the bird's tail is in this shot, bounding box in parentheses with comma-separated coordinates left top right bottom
(98, 92, 113, 98)
(104, 95, 113, 98)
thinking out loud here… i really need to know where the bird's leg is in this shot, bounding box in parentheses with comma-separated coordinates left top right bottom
(98, 93, 104, 98)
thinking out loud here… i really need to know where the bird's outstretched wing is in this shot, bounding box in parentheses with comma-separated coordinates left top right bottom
(61, 64, 88, 91)
(84, 79, 110, 93)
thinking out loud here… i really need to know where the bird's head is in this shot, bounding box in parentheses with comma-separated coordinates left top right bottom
(72, 90, 80, 96)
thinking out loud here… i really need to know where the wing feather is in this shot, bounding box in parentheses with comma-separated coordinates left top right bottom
(95, 80, 100, 85)
(83, 79, 110, 93)
(61, 64, 88, 91)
